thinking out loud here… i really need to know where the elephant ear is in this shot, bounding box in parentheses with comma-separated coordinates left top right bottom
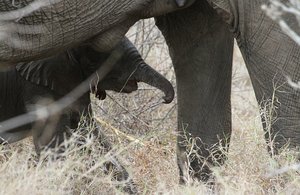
(16, 51, 84, 96)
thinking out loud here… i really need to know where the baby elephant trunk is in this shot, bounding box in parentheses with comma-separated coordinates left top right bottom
(133, 63, 174, 104)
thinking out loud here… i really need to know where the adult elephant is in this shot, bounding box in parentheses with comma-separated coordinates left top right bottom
(1, 0, 299, 185)
(156, 0, 300, 183)
(0, 0, 193, 64)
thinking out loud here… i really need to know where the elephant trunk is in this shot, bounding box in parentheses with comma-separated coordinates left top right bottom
(118, 37, 174, 103)
(133, 63, 174, 104)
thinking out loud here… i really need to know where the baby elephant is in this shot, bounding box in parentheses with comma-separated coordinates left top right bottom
(0, 38, 174, 153)
(0, 38, 174, 194)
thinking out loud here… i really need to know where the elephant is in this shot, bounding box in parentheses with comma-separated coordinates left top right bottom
(0, 37, 174, 152)
(0, 0, 194, 64)
(0, 37, 174, 194)
(2, 0, 299, 186)
(155, 0, 300, 183)
(154, 1, 233, 182)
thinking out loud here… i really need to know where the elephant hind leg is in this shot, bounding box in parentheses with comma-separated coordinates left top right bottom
(228, 0, 300, 153)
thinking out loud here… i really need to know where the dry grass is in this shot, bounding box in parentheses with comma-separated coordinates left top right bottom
(1, 19, 300, 194)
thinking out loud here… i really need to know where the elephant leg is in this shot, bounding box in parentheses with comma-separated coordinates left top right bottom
(32, 111, 71, 154)
(71, 106, 138, 194)
(33, 98, 90, 154)
(156, 1, 234, 183)
(93, 129, 138, 194)
(207, 0, 300, 152)
(0, 128, 31, 143)
(236, 1, 300, 152)
(0, 68, 32, 143)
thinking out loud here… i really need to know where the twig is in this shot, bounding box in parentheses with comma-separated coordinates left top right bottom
(106, 94, 152, 128)
(266, 163, 300, 177)
(95, 117, 145, 146)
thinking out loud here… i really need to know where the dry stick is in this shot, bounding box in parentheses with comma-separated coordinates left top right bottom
(266, 163, 300, 177)
(0, 45, 125, 133)
(127, 20, 154, 39)
(106, 93, 152, 128)
(139, 23, 157, 59)
(94, 103, 133, 133)
(136, 100, 163, 115)
(154, 103, 177, 128)
(95, 117, 145, 146)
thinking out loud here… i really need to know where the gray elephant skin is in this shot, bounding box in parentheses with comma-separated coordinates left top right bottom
(0, 0, 193, 63)
(155, 0, 300, 182)
(0, 38, 174, 152)
(0, 37, 174, 194)
(1, 0, 299, 185)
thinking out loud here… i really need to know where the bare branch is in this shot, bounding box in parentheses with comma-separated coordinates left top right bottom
(266, 163, 300, 177)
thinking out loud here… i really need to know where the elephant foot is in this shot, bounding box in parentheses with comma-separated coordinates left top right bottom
(76, 122, 138, 194)
(103, 157, 138, 194)
(178, 156, 215, 184)
(177, 138, 229, 185)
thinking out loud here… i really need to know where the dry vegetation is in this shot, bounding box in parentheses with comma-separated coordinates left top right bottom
(1, 19, 300, 194)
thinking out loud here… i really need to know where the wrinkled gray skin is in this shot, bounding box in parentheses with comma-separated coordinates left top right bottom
(156, 1, 233, 182)
(156, 0, 300, 182)
(0, 38, 174, 194)
(0, 38, 174, 151)
(2, 0, 298, 186)
(0, 0, 193, 64)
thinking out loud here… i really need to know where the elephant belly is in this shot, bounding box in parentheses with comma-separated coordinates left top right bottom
(0, 0, 135, 62)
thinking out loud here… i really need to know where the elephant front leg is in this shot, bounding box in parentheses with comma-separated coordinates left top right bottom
(175, 40, 233, 183)
(156, 1, 234, 183)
